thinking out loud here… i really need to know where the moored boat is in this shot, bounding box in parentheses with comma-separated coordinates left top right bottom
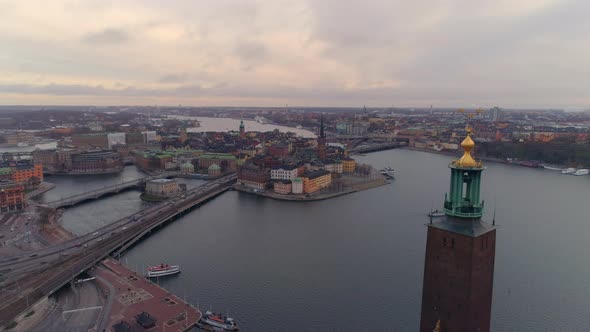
(573, 169, 589, 176)
(379, 166, 395, 179)
(200, 311, 239, 331)
(561, 168, 576, 174)
(146, 264, 180, 278)
(543, 164, 563, 171)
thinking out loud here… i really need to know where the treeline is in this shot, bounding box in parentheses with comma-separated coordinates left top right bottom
(477, 142, 590, 167)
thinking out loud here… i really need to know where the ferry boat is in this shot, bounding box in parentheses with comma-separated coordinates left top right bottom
(200, 311, 239, 331)
(379, 166, 395, 178)
(574, 169, 589, 176)
(146, 264, 180, 278)
(561, 168, 576, 174)
(428, 209, 445, 217)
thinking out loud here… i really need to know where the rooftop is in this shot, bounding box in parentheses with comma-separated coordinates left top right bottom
(428, 216, 495, 238)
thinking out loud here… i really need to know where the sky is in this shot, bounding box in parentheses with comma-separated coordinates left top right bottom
(0, 0, 589, 108)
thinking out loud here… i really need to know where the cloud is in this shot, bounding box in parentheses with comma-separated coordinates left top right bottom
(233, 41, 268, 70)
(0, 0, 590, 107)
(158, 74, 189, 84)
(82, 28, 129, 44)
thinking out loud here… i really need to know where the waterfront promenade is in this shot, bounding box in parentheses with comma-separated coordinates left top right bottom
(234, 177, 388, 201)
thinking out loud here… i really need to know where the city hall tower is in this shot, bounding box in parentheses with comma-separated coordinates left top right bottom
(420, 127, 496, 332)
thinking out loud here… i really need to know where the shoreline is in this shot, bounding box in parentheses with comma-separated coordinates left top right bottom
(234, 177, 388, 202)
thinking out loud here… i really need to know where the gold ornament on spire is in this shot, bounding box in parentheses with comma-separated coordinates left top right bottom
(453, 126, 481, 168)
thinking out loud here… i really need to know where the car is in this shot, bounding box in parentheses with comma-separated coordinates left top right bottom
(97, 237, 103, 242)
(61, 252, 68, 256)
(83, 243, 88, 248)
(92, 231, 99, 236)
(122, 226, 127, 230)
(75, 242, 82, 247)
(29, 253, 38, 257)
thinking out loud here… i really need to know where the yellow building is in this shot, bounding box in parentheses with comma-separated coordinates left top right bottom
(342, 158, 356, 173)
(302, 170, 332, 194)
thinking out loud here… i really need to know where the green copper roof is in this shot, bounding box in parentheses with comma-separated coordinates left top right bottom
(198, 153, 236, 160)
(0, 167, 12, 175)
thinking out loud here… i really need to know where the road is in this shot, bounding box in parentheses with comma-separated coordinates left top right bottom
(0, 174, 236, 327)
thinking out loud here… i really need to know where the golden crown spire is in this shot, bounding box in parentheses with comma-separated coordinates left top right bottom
(453, 126, 480, 168)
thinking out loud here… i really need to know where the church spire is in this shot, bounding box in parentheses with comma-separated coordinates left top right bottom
(320, 114, 325, 138)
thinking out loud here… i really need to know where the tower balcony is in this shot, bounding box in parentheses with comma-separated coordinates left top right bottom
(443, 200, 484, 218)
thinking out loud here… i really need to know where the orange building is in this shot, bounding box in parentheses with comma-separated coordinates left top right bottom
(0, 161, 44, 187)
(273, 181, 292, 195)
(0, 180, 25, 212)
(341, 158, 356, 173)
(302, 170, 332, 194)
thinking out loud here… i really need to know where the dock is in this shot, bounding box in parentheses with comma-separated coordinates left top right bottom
(94, 258, 201, 332)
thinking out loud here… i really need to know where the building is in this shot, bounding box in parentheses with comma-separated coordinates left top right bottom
(317, 115, 327, 159)
(420, 127, 496, 332)
(487, 106, 503, 122)
(208, 163, 222, 177)
(145, 179, 179, 198)
(197, 153, 237, 172)
(142, 131, 157, 144)
(0, 180, 25, 212)
(70, 150, 123, 174)
(180, 162, 195, 174)
(0, 161, 44, 187)
(107, 133, 126, 149)
(323, 160, 343, 174)
(270, 165, 299, 181)
(273, 181, 292, 194)
(237, 164, 269, 190)
(71, 133, 109, 148)
(342, 158, 356, 173)
(301, 169, 331, 194)
(291, 177, 303, 194)
(134, 151, 173, 172)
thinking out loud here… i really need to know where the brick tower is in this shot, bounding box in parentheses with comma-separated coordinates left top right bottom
(317, 114, 326, 159)
(420, 127, 496, 332)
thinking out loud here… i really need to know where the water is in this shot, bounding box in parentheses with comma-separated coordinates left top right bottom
(171, 115, 316, 138)
(57, 149, 590, 331)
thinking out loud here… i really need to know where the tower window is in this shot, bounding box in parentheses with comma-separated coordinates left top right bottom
(451, 238, 455, 248)
(443, 237, 447, 247)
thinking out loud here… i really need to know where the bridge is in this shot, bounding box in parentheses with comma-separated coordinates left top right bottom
(44, 171, 181, 208)
(349, 141, 407, 154)
(0, 174, 236, 327)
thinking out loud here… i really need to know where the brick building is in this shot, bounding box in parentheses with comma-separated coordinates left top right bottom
(0, 180, 25, 212)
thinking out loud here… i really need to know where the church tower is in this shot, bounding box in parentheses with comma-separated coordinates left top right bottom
(239, 119, 245, 137)
(420, 127, 496, 332)
(317, 115, 326, 159)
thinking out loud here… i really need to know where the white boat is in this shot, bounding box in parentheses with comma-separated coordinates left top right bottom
(573, 169, 589, 176)
(561, 168, 576, 174)
(379, 166, 395, 178)
(16, 142, 29, 147)
(200, 311, 239, 331)
(146, 264, 180, 278)
(543, 164, 563, 171)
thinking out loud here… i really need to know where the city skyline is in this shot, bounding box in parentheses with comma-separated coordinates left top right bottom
(1, 0, 590, 108)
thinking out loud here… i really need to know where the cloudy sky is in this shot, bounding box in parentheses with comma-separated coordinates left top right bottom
(0, 0, 588, 108)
